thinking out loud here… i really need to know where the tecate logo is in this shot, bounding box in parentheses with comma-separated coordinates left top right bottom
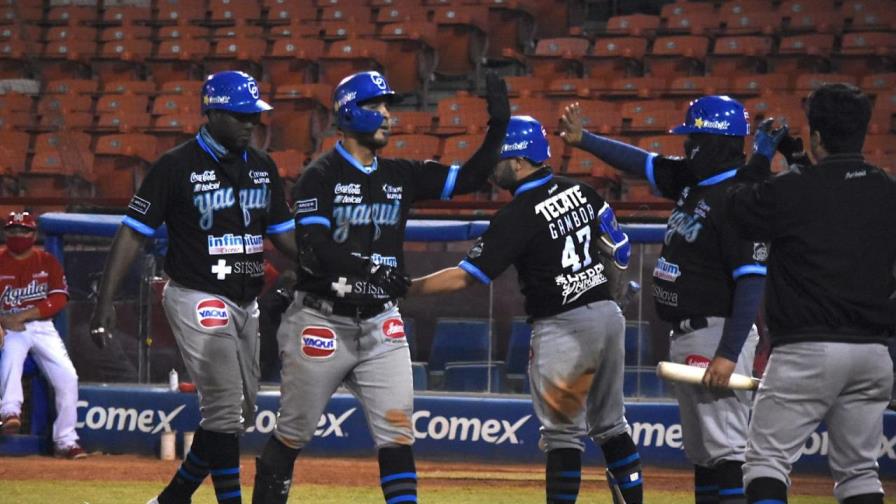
(412, 411, 531, 445)
(196, 299, 229, 328)
(76, 401, 185, 434)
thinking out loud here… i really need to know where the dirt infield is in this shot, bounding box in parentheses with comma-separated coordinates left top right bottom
(3, 453, 891, 498)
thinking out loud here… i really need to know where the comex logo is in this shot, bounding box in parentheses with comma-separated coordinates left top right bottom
(412, 411, 531, 445)
(76, 401, 185, 434)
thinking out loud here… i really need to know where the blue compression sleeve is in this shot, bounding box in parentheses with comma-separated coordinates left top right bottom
(717, 275, 765, 361)
(579, 131, 650, 179)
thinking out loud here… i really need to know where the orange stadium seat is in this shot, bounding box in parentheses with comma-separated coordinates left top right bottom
(620, 100, 680, 121)
(645, 35, 709, 77)
(159, 80, 204, 96)
(532, 0, 570, 38)
(577, 100, 623, 135)
(315, 134, 341, 158)
(605, 14, 660, 38)
(509, 97, 557, 130)
(707, 36, 773, 75)
(212, 24, 265, 40)
(157, 24, 208, 40)
(435, 93, 488, 135)
(484, 0, 536, 64)
(47, 6, 97, 25)
(665, 75, 727, 97)
(546, 134, 567, 161)
(0, 4, 42, 24)
(773, 34, 835, 73)
(96, 111, 153, 133)
(0, 93, 33, 114)
(320, 19, 377, 40)
(208, 1, 262, 24)
(37, 94, 92, 115)
(378, 21, 438, 103)
(148, 39, 210, 84)
(101, 5, 152, 26)
(728, 73, 791, 96)
(93, 133, 159, 198)
(440, 134, 484, 166)
(94, 39, 154, 82)
(664, 12, 717, 35)
(40, 40, 97, 80)
(720, 12, 781, 35)
(779, 0, 836, 17)
(432, 5, 488, 81)
(100, 25, 153, 43)
(862, 73, 896, 94)
(0, 130, 29, 173)
(0, 39, 38, 79)
(720, 0, 775, 17)
(837, 32, 896, 75)
(0, 111, 32, 130)
(623, 179, 666, 203)
(321, 5, 370, 23)
(103, 80, 156, 95)
(846, 6, 896, 31)
(97, 95, 149, 116)
(380, 134, 440, 160)
(152, 94, 199, 116)
(205, 37, 267, 76)
(604, 76, 667, 98)
(783, 9, 842, 34)
(793, 73, 857, 94)
(45, 26, 95, 43)
(268, 83, 331, 153)
(38, 111, 93, 131)
(264, 38, 324, 86)
(318, 39, 389, 86)
(528, 37, 590, 80)
(584, 37, 647, 78)
(660, 1, 715, 20)
(545, 78, 605, 99)
(862, 133, 896, 154)
(564, 149, 621, 186)
(390, 111, 434, 134)
(639, 135, 684, 156)
(151, 112, 204, 133)
(869, 103, 894, 134)
(269, 149, 305, 181)
(44, 79, 98, 95)
(627, 108, 681, 134)
(504, 76, 547, 97)
(34, 132, 91, 154)
(265, 3, 319, 25)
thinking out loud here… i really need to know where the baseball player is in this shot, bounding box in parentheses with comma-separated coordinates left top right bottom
(0, 211, 85, 459)
(409, 116, 643, 504)
(89, 71, 297, 504)
(728, 84, 896, 504)
(250, 70, 510, 504)
(560, 98, 768, 504)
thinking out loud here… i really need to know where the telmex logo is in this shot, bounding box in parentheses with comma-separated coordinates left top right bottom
(501, 140, 529, 153)
(631, 422, 896, 460)
(412, 411, 531, 445)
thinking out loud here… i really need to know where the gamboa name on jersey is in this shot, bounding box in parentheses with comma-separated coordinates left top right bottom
(0, 279, 49, 311)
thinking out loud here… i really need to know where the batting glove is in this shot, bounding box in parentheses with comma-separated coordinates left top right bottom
(367, 263, 412, 299)
(752, 118, 789, 161)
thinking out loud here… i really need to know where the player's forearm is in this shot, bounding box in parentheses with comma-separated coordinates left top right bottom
(716, 275, 765, 361)
(452, 118, 510, 194)
(96, 225, 147, 306)
(577, 131, 650, 179)
(269, 229, 298, 263)
(35, 293, 67, 319)
(409, 267, 475, 296)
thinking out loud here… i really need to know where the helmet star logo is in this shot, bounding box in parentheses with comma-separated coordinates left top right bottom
(694, 117, 704, 127)
(202, 95, 209, 105)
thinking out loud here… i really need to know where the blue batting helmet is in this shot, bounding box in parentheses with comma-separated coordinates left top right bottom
(201, 71, 272, 114)
(670, 95, 749, 136)
(500, 115, 551, 164)
(334, 71, 397, 134)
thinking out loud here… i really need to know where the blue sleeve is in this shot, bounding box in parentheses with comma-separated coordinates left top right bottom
(578, 131, 650, 179)
(716, 275, 765, 361)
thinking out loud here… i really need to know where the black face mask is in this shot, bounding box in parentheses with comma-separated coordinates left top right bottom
(683, 134, 746, 181)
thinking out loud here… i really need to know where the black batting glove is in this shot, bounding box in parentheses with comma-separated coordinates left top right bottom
(777, 132, 806, 166)
(484, 72, 510, 124)
(367, 263, 412, 299)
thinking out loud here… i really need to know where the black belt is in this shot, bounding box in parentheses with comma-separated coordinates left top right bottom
(672, 317, 709, 334)
(302, 293, 393, 320)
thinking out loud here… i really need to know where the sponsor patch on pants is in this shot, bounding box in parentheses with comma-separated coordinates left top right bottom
(301, 326, 337, 359)
(382, 318, 405, 342)
(196, 298, 229, 328)
(684, 354, 710, 368)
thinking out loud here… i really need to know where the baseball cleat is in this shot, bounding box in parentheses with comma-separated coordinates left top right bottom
(54, 443, 87, 460)
(1, 414, 21, 434)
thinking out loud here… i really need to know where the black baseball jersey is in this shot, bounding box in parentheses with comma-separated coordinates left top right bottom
(646, 155, 768, 322)
(460, 168, 615, 320)
(293, 142, 464, 304)
(123, 134, 294, 304)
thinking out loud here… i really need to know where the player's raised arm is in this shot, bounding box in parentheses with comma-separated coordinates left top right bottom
(560, 102, 652, 179)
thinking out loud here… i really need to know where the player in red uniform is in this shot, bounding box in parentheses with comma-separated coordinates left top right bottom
(0, 211, 84, 459)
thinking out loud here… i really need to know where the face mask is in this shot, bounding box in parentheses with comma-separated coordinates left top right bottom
(492, 161, 517, 190)
(683, 135, 745, 181)
(6, 234, 34, 254)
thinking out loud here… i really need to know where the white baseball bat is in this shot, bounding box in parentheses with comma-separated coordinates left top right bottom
(656, 361, 760, 391)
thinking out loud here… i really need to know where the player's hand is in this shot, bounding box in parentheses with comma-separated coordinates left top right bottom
(702, 356, 737, 390)
(484, 72, 510, 124)
(752, 118, 788, 162)
(559, 102, 584, 146)
(0, 314, 26, 332)
(0, 324, 5, 349)
(89, 302, 116, 349)
(367, 263, 412, 299)
(776, 131, 806, 166)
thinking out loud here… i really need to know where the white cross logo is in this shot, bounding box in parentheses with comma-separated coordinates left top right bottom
(330, 277, 353, 298)
(211, 259, 232, 280)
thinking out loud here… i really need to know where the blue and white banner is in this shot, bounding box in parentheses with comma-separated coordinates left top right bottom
(75, 386, 896, 474)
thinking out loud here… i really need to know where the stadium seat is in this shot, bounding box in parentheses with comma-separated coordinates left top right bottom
(45, 26, 95, 43)
(836, 32, 896, 75)
(318, 39, 389, 86)
(664, 11, 717, 36)
(504, 75, 546, 97)
(440, 134, 484, 166)
(44, 79, 98, 96)
(411, 362, 428, 391)
(157, 24, 208, 41)
(0, 4, 42, 24)
(779, 0, 836, 18)
(151, 113, 204, 137)
(605, 14, 660, 37)
(212, 24, 265, 41)
(869, 105, 893, 134)
(319, 19, 377, 41)
(37, 94, 92, 116)
(532, 0, 569, 38)
(40, 40, 96, 81)
(783, 9, 842, 34)
(47, 6, 97, 25)
(269, 83, 331, 153)
(0, 111, 31, 130)
(390, 110, 434, 134)
(435, 93, 488, 135)
(443, 361, 504, 392)
(639, 135, 684, 156)
(151, 94, 198, 116)
(263, 38, 323, 86)
(97, 95, 149, 116)
(720, 12, 781, 35)
(375, 2, 425, 24)
(773, 34, 835, 73)
(584, 37, 647, 78)
(604, 76, 667, 98)
(378, 21, 438, 103)
(660, 1, 715, 20)
(621, 99, 678, 121)
(38, 110, 93, 131)
(529, 37, 590, 80)
(845, 7, 896, 32)
(269, 149, 305, 181)
(158, 80, 203, 96)
(863, 134, 896, 154)
(545, 78, 604, 99)
(793, 73, 857, 94)
(645, 35, 709, 77)
(264, 2, 319, 25)
(93, 133, 158, 198)
(565, 149, 621, 186)
(665, 75, 727, 97)
(0, 38, 37, 79)
(34, 132, 91, 155)
(484, 0, 535, 65)
(95, 38, 155, 80)
(208, 1, 262, 24)
(576, 100, 622, 135)
(708, 36, 773, 75)
(428, 318, 491, 374)
(101, 5, 152, 26)
(509, 97, 556, 129)
(148, 39, 210, 84)
(627, 108, 680, 134)
(103, 80, 156, 95)
(96, 111, 153, 133)
(728, 73, 791, 96)
(861, 73, 896, 95)
(720, 0, 775, 17)
(0, 130, 28, 173)
(206, 37, 266, 77)
(0, 92, 33, 114)
(432, 5, 488, 82)
(379, 134, 440, 161)
(30, 145, 94, 177)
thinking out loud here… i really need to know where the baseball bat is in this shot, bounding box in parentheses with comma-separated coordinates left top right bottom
(656, 361, 760, 391)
